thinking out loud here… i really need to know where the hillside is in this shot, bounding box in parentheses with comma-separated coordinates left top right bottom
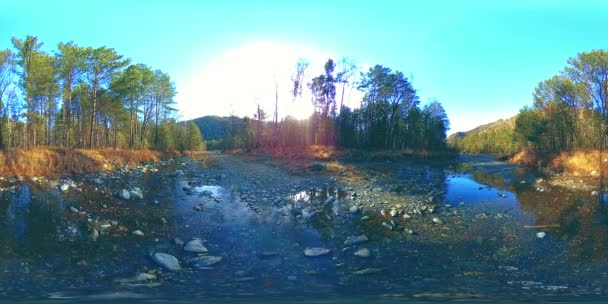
(448, 116, 517, 141)
(448, 116, 519, 154)
(189, 115, 231, 141)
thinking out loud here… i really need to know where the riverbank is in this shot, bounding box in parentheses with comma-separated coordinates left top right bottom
(0, 148, 182, 177)
(2, 151, 608, 300)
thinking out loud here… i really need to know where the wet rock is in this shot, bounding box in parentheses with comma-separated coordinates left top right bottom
(174, 238, 185, 246)
(118, 189, 130, 200)
(309, 162, 327, 171)
(390, 209, 398, 217)
(186, 256, 222, 269)
(349, 206, 359, 213)
(592, 191, 599, 196)
(432, 217, 445, 225)
(326, 197, 336, 205)
(116, 272, 157, 283)
(536, 231, 547, 239)
(354, 248, 371, 258)
(381, 221, 393, 230)
(360, 215, 370, 221)
(304, 247, 331, 257)
(90, 229, 99, 242)
(59, 184, 70, 192)
(129, 190, 144, 200)
(380, 209, 388, 217)
(403, 214, 412, 219)
(152, 253, 181, 271)
(344, 235, 368, 246)
(169, 170, 184, 177)
(132, 230, 144, 236)
(353, 268, 382, 275)
(183, 239, 208, 253)
(69, 206, 79, 213)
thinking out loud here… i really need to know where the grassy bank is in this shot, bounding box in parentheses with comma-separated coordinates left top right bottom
(510, 150, 608, 177)
(0, 148, 182, 177)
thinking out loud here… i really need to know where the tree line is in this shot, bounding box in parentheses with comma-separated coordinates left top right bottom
(214, 58, 451, 152)
(515, 50, 608, 155)
(450, 50, 608, 157)
(0, 35, 203, 151)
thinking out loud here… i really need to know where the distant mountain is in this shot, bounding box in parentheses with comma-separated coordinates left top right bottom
(188, 115, 231, 141)
(447, 116, 517, 141)
(447, 115, 519, 154)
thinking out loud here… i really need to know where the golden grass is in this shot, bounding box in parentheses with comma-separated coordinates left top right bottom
(549, 150, 606, 176)
(0, 148, 170, 177)
(510, 149, 607, 176)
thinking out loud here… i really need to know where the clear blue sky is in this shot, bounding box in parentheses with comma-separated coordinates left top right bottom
(2, 0, 607, 134)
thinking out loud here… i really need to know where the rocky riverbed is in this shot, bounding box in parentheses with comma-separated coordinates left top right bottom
(0, 152, 608, 302)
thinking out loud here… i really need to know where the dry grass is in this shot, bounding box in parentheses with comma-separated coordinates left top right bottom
(510, 149, 607, 177)
(549, 150, 607, 176)
(0, 148, 170, 177)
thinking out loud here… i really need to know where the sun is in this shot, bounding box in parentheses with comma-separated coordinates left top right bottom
(178, 41, 334, 121)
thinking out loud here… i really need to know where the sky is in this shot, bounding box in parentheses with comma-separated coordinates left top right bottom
(2, 0, 608, 134)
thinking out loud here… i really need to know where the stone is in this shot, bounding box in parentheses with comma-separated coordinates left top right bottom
(90, 229, 99, 242)
(116, 272, 157, 283)
(118, 189, 130, 200)
(349, 206, 359, 213)
(152, 253, 181, 271)
(536, 231, 547, 239)
(352, 268, 382, 275)
(129, 190, 144, 200)
(186, 256, 222, 269)
(132, 230, 144, 236)
(304, 247, 331, 257)
(432, 217, 445, 225)
(403, 214, 412, 219)
(326, 197, 336, 205)
(344, 235, 368, 246)
(382, 221, 393, 230)
(354, 248, 371, 258)
(380, 209, 388, 217)
(59, 184, 70, 192)
(69, 207, 79, 213)
(389, 209, 398, 217)
(183, 239, 208, 253)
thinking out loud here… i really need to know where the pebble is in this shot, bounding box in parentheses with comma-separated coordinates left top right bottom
(186, 256, 222, 269)
(349, 206, 359, 213)
(352, 268, 382, 275)
(152, 253, 181, 271)
(184, 239, 208, 253)
(432, 217, 445, 225)
(116, 272, 157, 283)
(389, 209, 398, 217)
(536, 231, 547, 238)
(132, 230, 144, 236)
(344, 235, 368, 246)
(118, 189, 130, 200)
(382, 222, 393, 230)
(354, 248, 371, 258)
(304, 247, 331, 257)
(69, 207, 79, 213)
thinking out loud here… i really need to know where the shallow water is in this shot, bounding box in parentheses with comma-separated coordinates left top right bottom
(1, 158, 608, 301)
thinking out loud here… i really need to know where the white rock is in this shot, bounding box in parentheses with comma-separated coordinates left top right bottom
(152, 253, 181, 271)
(304, 247, 331, 257)
(186, 255, 222, 268)
(354, 248, 371, 258)
(132, 230, 144, 236)
(118, 189, 130, 200)
(183, 239, 208, 253)
(536, 231, 547, 239)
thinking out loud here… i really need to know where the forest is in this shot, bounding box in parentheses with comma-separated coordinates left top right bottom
(0, 35, 204, 152)
(450, 49, 608, 158)
(210, 59, 451, 153)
